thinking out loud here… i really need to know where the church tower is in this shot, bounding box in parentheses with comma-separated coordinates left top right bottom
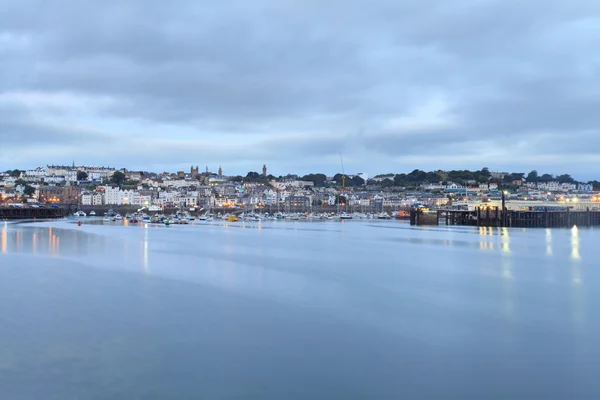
(218, 166, 222, 178)
(262, 164, 267, 177)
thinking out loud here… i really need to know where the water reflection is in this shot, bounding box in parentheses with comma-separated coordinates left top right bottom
(142, 225, 149, 273)
(571, 226, 581, 261)
(545, 229, 553, 256)
(1, 222, 6, 253)
(571, 226, 582, 287)
(501, 227, 510, 253)
(32, 233, 37, 254)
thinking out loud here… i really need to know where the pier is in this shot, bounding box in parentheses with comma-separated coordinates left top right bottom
(410, 207, 600, 228)
(0, 207, 65, 220)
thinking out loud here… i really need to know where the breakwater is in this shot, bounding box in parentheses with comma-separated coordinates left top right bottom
(0, 207, 64, 220)
(410, 207, 600, 228)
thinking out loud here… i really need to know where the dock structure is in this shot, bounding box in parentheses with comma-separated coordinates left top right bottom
(0, 207, 65, 220)
(409, 207, 600, 228)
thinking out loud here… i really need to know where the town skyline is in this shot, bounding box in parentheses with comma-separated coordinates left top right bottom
(3, 162, 600, 184)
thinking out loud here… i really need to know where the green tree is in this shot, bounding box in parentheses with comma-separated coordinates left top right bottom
(77, 171, 89, 181)
(111, 171, 126, 186)
(14, 179, 26, 186)
(526, 170, 539, 182)
(381, 178, 394, 187)
(351, 175, 365, 186)
(23, 185, 36, 197)
(556, 174, 574, 184)
(425, 171, 442, 182)
(10, 169, 21, 177)
(333, 173, 353, 187)
(539, 173, 554, 182)
(393, 174, 408, 186)
(301, 173, 327, 186)
(244, 171, 264, 182)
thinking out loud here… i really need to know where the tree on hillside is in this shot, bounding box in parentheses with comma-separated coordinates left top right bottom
(556, 174, 575, 184)
(381, 178, 394, 187)
(333, 173, 352, 187)
(77, 171, 89, 181)
(111, 171, 126, 186)
(9, 169, 21, 177)
(23, 185, 36, 197)
(393, 173, 408, 186)
(351, 175, 365, 186)
(301, 173, 327, 186)
(526, 170, 539, 182)
(425, 171, 442, 182)
(14, 179, 26, 186)
(539, 173, 554, 182)
(503, 172, 525, 183)
(245, 171, 260, 180)
(407, 169, 427, 183)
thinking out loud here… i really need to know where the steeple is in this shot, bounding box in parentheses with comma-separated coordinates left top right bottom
(218, 166, 222, 178)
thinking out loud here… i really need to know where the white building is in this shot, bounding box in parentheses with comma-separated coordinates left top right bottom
(578, 183, 593, 193)
(104, 186, 122, 205)
(158, 191, 177, 205)
(25, 167, 46, 178)
(81, 192, 93, 205)
(178, 196, 197, 207)
(103, 186, 141, 205)
(264, 189, 277, 205)
(65, 170, 78, 182)
(44, 175, 66, 184)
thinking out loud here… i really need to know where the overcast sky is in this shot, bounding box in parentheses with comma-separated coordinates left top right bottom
(1, 0, 599, 179)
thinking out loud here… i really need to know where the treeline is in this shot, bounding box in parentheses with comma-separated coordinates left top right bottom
(371, 168, 492, 187)
(369, 168, 594, 189)
(235, 168, 598, 190)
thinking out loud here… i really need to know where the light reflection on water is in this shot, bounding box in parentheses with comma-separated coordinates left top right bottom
(571, 225, 581, 261)
(1, 222, 7, 253)
(546, 228, 553, 256)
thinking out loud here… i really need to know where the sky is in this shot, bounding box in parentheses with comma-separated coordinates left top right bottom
(1, 0, 599, 179)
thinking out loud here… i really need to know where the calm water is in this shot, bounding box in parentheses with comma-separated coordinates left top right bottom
(1, 219, 599, 399)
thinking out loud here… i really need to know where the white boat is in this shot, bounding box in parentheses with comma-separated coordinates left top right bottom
(340, 213, 353, 220)
(377, 212, 392, 220)
(89, 210, 96, 216)
(114, 213, 123, 220)
(74, 210, 87, 217)
(103, 215, 111, 222)
(245, 213, 261, 222)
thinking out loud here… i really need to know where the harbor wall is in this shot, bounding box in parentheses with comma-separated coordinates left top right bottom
(0, 207, 64, 220)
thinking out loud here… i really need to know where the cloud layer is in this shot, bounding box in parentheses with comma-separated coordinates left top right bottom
(1, 0, 599, 178)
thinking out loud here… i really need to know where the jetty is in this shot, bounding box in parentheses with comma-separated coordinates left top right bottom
(0, 207, 65, 220)
(411, 207, 600, 228)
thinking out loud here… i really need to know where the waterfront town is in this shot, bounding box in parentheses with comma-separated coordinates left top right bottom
(1, 164, 600, 216)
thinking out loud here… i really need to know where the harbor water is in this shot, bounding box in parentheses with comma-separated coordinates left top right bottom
(1, 219, 599, 398)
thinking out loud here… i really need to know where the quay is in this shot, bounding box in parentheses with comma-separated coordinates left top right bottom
(411, 207, 600, 228)
(0, 207, 65, 220)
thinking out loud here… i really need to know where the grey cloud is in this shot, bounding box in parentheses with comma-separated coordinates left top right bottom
(1, 0, 600, 176)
